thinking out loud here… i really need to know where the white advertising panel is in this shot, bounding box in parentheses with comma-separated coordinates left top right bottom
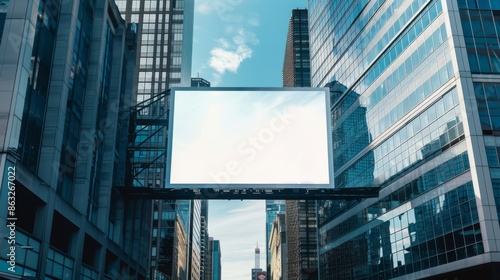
(166, 88, 333, 188)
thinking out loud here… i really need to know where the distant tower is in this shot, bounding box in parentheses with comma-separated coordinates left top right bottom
(252, 243, 264, 280)
(255, 243, 261, 269)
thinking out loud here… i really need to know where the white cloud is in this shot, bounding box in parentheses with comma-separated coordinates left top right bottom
(195, 0, 244, 22)
(209, 47, 251, 74)
(208, 29, 258, 74)
(195, 2, 212, 14)
(247, 17, 260, 27)
(210, 73, 222, 86)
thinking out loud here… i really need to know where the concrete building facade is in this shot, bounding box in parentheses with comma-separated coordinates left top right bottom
(269, 213, 286, 280)
(265, 200, 284, 274)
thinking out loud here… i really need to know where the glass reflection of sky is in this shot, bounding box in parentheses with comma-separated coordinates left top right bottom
(169, 89, 330, 185)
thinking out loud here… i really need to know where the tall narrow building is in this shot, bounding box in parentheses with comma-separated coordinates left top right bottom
(255, 244, 261, 269)
(199, 200, 210, 280)
(269, 213, 287, 280)
(265, 200, 285, 273)
(283, 8, 310, 87)
(0, 0, 149, 278)
(309, 0, 500, 278)
(282, 8, 318, 280)
(206, 237, 221, 280)
(251, 243, 266, 280)
(115, 1, 195, 279)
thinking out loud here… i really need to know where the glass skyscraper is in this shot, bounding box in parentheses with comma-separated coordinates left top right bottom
(0, 0, 149, 278)
(309, 0, 500, 278)
(115, 1, 195, 278)
(282, 8, 318, 280)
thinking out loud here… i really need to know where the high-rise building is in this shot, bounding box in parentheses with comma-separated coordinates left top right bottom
(269, 213, 286, 280)
(283, 8, 310, 88)
(285, 200, 318, 280)
(199, 200, 209, 280)
(265, 200, 285, 272)
(282, 8, 318, 280)
(187, 78, 210, 280)
(0, 0, 149, 279)
(205, 237, 213, 280)
(206, 238, 221, 280)
(191, 77, 211, 88)
(115, 1, 195, 278)
(188, 200, 201, 280)
(309, 0, 500, 278)
(252, 244, 267, 280)
(255, 244, 261, 269)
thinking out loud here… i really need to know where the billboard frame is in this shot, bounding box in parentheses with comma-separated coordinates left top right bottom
(166, 87, 334, 190)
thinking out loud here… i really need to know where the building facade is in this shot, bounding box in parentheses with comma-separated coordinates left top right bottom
(285, 200, 318, 280)
(265, 200, 285, 273)
(0, 0, 149, 279)
(191, 77, 211, 88)
(114, 1, 195, 279)
(205, 236, 213, 280)
(206, 238, 221, 280)
(283, 8, 310, 88)
(309, 0, 500, 279)
(186, 78, 211, 280)
(188, 200, 201, 280)
(199, 200, 209, 280)
(282, 8, 318, 280)
(269, 213, 286, 280)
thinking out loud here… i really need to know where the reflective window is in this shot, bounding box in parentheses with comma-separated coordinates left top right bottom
(474, 82, 500, 131)
(460, 9, 500, 73)
(18, 0, 61, 172)
(336, 88, 463, 190)
(320, 183, 482, 279)
(45, 248, 73, 280)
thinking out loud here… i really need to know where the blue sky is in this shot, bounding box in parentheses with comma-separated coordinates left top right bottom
(192, 0, 307, 87)
(191, 0, 307, 279)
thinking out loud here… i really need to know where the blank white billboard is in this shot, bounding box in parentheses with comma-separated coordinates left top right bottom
(166, 87, 333, 188)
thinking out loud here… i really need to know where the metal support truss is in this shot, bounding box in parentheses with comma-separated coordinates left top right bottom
(125, 90, 170, 187)
(116, 187, 380, 200)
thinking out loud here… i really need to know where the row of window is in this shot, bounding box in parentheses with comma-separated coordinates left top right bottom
(331, 4, 448, 170)
(474, 82, 500, 131)
(125, 0, 170, 12)
(336, 88, 462, 190)
(0, 231, 40, 278)
(46, 248, 74, 280)
(461, 9, 500, 74)
(332, 3, 445, 129)
(457, 0, 500, 10)
(361, 8, 446, 109)
(309, 0, 372, 82)
(321, 151, 470, 238)
(333, 51, 452, 170)
(139, 71, 170, 82)
(313, 0, 432, 89)
(353, 0, 443, 100)
(320, 183, 482, 280)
